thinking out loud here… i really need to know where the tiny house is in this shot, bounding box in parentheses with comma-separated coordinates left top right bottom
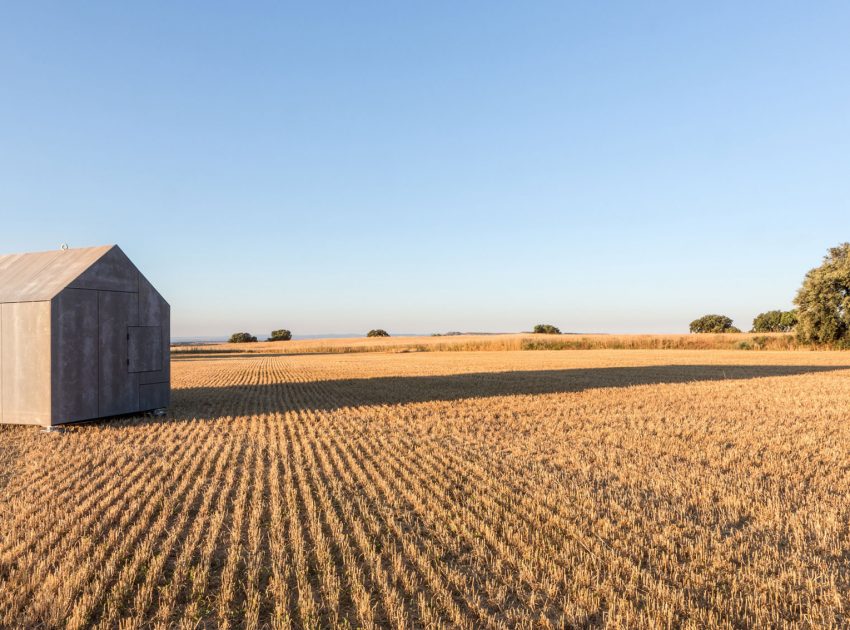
(0, 245, 170, 426)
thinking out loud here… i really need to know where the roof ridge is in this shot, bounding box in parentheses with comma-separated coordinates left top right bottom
(0, 245, 118, 303)
(0, 244, 114, 259)
(51, 245, 116, 299)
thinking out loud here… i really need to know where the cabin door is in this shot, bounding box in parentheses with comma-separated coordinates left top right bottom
(98, 291, 139, 416)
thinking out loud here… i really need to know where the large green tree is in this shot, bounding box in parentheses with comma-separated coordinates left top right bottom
(229, 332, 257, 343)
(751, 310, 798, 333)
(689, 314, 740, 334)
(267, 329, 292, 341)
(533, 324, 561, 334)
(794, 243, 850, 344)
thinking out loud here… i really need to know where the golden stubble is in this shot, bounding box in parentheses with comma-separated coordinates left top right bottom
(0, 349, 848, 628)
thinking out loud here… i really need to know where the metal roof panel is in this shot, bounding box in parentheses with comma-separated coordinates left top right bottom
(0, 245, 114, 303)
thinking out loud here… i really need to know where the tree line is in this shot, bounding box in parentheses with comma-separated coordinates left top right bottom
(533, 243, 850, 346)
(227, 243, 850, 347)
(688, 311, 798, 334)
(228, 329, 390, 343)
(688, 243, 850, 344)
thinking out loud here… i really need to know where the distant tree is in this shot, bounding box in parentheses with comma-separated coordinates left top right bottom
(533, 324, 561, 334)
(367, 329, 390, 337)
(689, 314, 741, 334)
(794, 243, 850, 344)
(751, 310, 798, 333)
(229, 332, 257, 343)
(780, 310, 799, 331)
(267, 329, 292, 341)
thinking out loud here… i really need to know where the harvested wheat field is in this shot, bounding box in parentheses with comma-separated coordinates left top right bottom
(1, 347, 850, 628)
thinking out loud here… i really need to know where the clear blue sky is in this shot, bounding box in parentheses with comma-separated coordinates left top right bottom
(1, 2, 848, 338)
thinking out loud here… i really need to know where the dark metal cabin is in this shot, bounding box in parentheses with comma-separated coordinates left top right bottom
(0, 245, 170, 426)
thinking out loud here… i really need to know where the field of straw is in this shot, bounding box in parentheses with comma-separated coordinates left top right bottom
(172, 332, 802, 356)
(1, 345, 849, 628)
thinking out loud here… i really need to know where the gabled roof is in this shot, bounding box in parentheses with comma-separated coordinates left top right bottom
(0, 245, 116, 303)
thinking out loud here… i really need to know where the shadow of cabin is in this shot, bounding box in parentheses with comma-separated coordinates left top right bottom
(136, 363, 850, 424)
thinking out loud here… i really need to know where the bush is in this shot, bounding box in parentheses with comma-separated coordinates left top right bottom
(533, 324, 561, 334)
(794, 243, 850, 344)
(229, 332, 257, 343)
(689, 314, 740, 334)
(751, 310, 798, 333)
(779, 310, 799, 331)
(367, 329, 390, 338)
(267, 329, 292, 341)
(523, 338, 583, 350)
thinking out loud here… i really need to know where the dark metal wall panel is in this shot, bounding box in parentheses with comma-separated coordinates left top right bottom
(0, 302, 51, 425)
(128, 326, 162, 373)
(138, 299, 170, 386)
(69, 246, 139, 293)
(161, 303, 171, 385)
(139, 382, 169, 410)
(138, 274, 166, 326)
(51, 289, 98, 423)
(98, 291, 139, 417)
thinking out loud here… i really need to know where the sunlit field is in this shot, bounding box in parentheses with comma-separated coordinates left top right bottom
(1, 345, 849, 628)
(172, 332, 804, 355)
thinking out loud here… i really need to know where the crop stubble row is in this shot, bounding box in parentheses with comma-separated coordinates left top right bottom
(0, 350, 848, 628)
